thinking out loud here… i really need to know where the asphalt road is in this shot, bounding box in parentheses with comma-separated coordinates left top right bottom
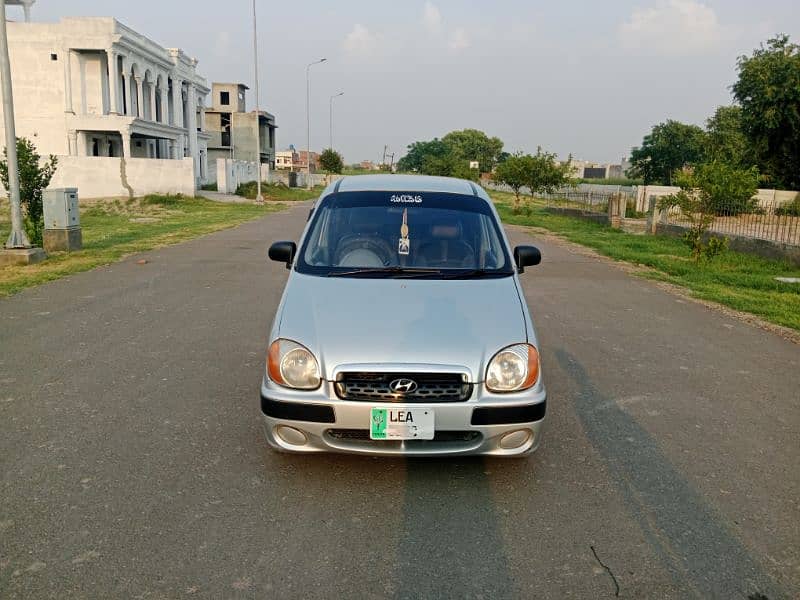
(1, 201, 798, 599)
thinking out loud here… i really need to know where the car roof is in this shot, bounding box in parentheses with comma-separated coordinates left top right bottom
(331, 174, 485, 197)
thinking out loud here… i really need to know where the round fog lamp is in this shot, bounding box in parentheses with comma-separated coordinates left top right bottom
(499, 429, 532, 450)
(275, 425, 308, 446)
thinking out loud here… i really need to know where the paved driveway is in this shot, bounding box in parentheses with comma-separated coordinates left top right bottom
(1, 202, 798, 599)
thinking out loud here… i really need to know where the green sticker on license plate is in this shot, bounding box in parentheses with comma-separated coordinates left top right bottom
(371, 408, 388, 439)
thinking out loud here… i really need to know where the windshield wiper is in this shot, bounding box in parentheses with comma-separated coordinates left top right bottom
(441, 268, 513, 279)
(329, 266, 443, 278)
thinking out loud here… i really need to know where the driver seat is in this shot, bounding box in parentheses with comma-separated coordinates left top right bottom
(416, 218, 475, 268)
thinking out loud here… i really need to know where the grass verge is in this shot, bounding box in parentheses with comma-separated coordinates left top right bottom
(235, 181, 323, 201)
(490, 190, 800, 331)
(0, 194, 284, 298)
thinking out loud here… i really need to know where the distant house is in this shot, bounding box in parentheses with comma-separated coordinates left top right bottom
(297, 150, 320, 172)
(204, 83, 276, 170)
(276, 145, 300, 171)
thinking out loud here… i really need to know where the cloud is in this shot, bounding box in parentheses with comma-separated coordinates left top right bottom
(448, 28, 470, 52)
(619, 0, 726, 56)
(343, 24, 380, 55)
(422, 2, 442, 34)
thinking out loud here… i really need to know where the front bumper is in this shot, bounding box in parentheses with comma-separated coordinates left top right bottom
(259, 378, 546, 457)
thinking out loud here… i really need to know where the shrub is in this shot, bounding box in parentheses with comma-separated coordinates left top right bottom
(657, 161, 759, 261)
(0, 137, 58, 246)
(687, 161, 760, 216)
(625, 199, 646, 219)
(775, 194, 800, 217)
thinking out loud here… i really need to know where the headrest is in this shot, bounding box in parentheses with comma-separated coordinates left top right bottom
(431, 218, 461, 239)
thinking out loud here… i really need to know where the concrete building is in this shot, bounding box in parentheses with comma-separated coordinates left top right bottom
(276, 145, 300, 171)
(204, 83, 276, 174)
(276, 147, 319, 172)
(298, 150, 320, 172)
(561, 159, 628, 180)
(0, 16, 211, 196)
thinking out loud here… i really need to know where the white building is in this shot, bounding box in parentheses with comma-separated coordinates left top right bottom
(0, 16, 212, 197)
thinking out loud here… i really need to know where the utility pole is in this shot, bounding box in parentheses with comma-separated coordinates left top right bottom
(1, 0, 30, 249)
(305, 58, 326, 190)
(382, 145, 387, 168)
(251, 0, 263, 203)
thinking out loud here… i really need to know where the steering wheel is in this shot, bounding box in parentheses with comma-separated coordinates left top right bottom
(335, 235, 393, 267)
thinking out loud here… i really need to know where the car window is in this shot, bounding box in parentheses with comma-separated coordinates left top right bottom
(296, 191, 513, 277)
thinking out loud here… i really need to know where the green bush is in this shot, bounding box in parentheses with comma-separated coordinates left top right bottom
(0, 137, 58, 246)
(235, 180, 265, 198)
(775, 195, 800, 217)
(625, 199, 646, 219)
(682, 162, 760, 216)
(200, 182, 218, 191)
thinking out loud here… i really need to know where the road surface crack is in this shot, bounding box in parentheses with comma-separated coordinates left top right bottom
(591, 545, 620, 597)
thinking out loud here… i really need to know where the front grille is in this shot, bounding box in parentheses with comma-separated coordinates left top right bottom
(328, 429, 481, 443)
(335, 372, 472, 402)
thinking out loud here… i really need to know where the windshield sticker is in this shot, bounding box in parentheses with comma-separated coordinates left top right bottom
(398, 208, 410, 255)
(390, 194, 422, 204)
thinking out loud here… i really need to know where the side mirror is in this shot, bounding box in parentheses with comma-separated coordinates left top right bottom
(513, 245, 541, 273)
(269, 241, 297, 269)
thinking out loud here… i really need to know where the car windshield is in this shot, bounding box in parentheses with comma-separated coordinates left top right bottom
(296, 191, 514, 278)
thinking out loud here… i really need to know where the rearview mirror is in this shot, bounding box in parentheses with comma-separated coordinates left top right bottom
(268, 241, 297, 269)
(513, 245, 541, 273)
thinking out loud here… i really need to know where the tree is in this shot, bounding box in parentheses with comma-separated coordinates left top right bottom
(493, 152, 531, 212)
(441, 129, 504, 173)
(705, 105, 751, 169)
(396, 139, 449, 172)
(0, 137, 58, 246)
(628, 120, 706, 185)
(732, 35, 800, 189)
(319, 148, 344, 174)
(526, 148, 574, 196)
(419, 154, 478, 181)
(658, 162, 759, 260)
(396, 130, 505, 174)
(492, 149, 573, 214)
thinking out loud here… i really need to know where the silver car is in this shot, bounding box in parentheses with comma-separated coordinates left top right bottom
(262, 174, 545, 456)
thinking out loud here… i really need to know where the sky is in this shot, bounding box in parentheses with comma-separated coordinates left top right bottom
(18, 0, 800, 165)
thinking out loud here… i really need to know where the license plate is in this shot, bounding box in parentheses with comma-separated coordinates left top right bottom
(370, 407, 434, 440)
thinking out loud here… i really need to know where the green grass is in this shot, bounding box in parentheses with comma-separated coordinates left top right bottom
(490, 190, 800, 331)
(0, 194, 284, 297)
(235, 181, 323, 201)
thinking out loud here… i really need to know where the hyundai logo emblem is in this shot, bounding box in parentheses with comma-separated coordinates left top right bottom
(389, 378, 418, 394)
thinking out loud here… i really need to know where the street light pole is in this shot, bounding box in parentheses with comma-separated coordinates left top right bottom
(251, 0, 263, 203)
(1, 0, 30, 248)
(329, 91, 343, 151)
(306, 58, 326, 190)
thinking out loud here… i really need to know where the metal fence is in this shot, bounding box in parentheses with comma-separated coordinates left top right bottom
(485, 182, 633, 215)
(664, 196, 800, 247)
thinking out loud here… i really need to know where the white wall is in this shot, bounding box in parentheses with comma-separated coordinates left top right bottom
(634, 185, 799, 213)
(216, 158, 259, 193)
(43, 156, 196, 198)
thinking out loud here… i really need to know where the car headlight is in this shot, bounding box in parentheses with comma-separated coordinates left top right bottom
(267, 339, 321, 390)
(485, 343, 539, 392)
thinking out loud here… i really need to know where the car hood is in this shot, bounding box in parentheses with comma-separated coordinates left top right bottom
(275, 273, 528, 382)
